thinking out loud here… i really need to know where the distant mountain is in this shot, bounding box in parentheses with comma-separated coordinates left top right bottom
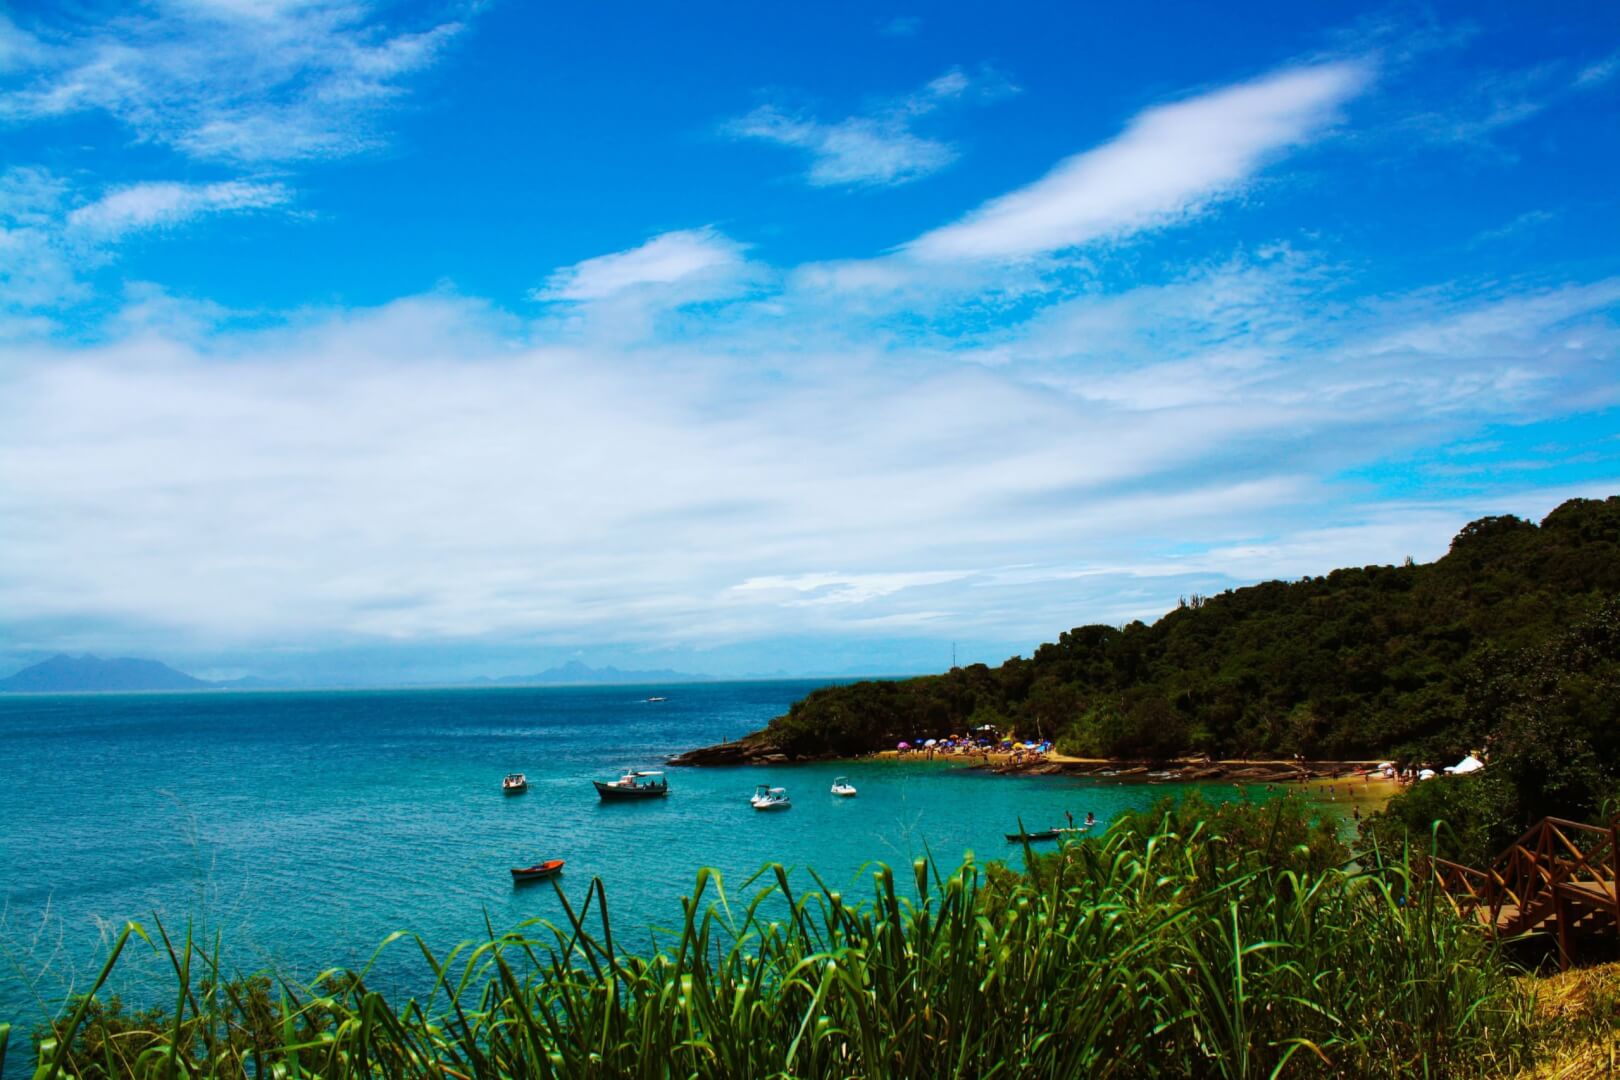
(478, 660, 710, 686)
(0, 654, 213, 692)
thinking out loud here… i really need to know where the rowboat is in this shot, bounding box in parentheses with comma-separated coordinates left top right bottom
(510, 859, 564, 881)
(594, 769, 669, 801)
(751, 784, 790, 810)
(502, 773, 528, 794)
(830, 776, 857, 797)
(1006, 829, 1061, 842)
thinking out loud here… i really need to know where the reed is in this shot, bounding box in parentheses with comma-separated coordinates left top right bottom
(13, 802, 1537, 1078)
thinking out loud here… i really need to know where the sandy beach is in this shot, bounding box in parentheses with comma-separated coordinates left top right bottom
(862, 748, 1407, 809)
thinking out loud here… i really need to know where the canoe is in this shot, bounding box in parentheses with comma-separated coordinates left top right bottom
(511, 859, 564, 881)
(1006, 829, 1061, 842)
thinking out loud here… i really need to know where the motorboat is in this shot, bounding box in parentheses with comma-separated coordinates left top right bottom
(594, 769, 670, 801)
(645, 695, 668, 703)
(502, 773, 528, 794)
(750, 784, 791, 810)
(830, 776, 857, 797)
(510, 859, 564, 882)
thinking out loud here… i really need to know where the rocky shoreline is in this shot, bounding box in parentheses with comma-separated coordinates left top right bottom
(666, 739, 1381, 783)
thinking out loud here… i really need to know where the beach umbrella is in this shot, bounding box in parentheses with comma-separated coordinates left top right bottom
(897, 741, 911, 750)
(924, 739, 938, 747)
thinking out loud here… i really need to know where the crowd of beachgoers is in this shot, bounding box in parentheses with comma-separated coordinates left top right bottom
(893, 731, 1054, 764)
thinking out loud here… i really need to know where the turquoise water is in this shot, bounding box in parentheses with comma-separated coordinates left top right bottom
(0, 681, 1263, 1044)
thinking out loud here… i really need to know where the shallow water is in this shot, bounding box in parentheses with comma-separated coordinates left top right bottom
(0, 682, 1275, 1042)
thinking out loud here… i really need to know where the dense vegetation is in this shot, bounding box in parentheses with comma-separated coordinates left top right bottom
(14, 795, 1544, 1078)
(1368, 591, 1620, 865)
(763, 497, 1620, 770)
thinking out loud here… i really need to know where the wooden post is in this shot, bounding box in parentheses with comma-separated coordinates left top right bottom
(1554, 886, 1571, 972)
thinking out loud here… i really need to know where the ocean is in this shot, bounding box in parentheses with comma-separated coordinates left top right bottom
(0, 681, 1268, 1052)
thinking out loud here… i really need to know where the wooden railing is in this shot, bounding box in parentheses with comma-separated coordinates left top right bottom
(1433, 816, 1619, 967)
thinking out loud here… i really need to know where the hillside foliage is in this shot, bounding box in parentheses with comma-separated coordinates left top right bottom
(763, 497, 1620, 771)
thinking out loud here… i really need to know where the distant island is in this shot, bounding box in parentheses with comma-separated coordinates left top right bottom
(0, 654, 712, 693)
(0, 654, 214, 693)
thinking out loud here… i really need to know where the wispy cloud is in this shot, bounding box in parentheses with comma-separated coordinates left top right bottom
(907, 61, 1370, 260)
(725, 67, 1017, 187)
(68, 180, 291, 239)
(535, 228, 753, 303)
(0, 1, 466, 164)
(1575, 51, 1619, 88)
(0, 168, 292, 318)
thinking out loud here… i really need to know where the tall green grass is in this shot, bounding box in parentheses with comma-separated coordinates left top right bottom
(12, 797, 1535, 1078)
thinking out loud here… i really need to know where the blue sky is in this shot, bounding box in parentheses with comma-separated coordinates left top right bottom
(1, 0, 1617, 684)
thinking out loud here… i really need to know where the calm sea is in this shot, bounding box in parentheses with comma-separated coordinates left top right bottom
(0, 681, 1264, 1048)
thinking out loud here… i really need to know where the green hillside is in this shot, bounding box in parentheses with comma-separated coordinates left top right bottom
(760, 496, 1620, 765)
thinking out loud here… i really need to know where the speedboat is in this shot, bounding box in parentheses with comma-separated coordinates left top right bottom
(750, 784, 791, 810)
(510, 859, 564, 882)
(594, 769, 670, 801)
(830, 776, 857, 797)
(502, 773, 528, 794)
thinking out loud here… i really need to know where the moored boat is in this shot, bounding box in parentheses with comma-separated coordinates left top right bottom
(502, 772, 528, 794)
(594, 769, 669, 800)
(750, 784, 790, 810)
(830, 776, 857, 797)
(1006, 829, 1061, 842)
(510, 859, 564, 881)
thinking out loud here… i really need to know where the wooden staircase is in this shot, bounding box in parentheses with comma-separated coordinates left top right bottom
(1434, 816, 1620, 967)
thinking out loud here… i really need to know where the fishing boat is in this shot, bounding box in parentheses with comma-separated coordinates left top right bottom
(830, 776, 858, 797)
(510, 859, 564, 881)
(1005, 829, 1061, 842)
(502, 772, 528, 794)
(593, 769, 669, 801)
(750, 784, 791, 810)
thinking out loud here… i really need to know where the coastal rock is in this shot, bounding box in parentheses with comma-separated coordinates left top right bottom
(667, 739, 787, 766)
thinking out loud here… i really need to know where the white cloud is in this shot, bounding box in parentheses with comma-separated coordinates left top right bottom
(2, 259, 1614, 656)
(725, 67, 1016, 187)
(907, 61, 1370, 261)
(0, 2, 465, 164)
(1575, 51, 1619, 88)
(68, 180, 290, 238)
(535, 228, 753, 303)
(730, 571, 972, 606)
(0, 168, 293, 317)
(0, 14, 46, 73)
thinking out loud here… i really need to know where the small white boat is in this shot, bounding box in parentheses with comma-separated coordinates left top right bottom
(750, 784, 791, 810)
(502, 772, 528, 794)
(830, 776, 857, 797)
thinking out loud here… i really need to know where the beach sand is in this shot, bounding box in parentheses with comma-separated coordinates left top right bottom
(868, 749, 1407, 811)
